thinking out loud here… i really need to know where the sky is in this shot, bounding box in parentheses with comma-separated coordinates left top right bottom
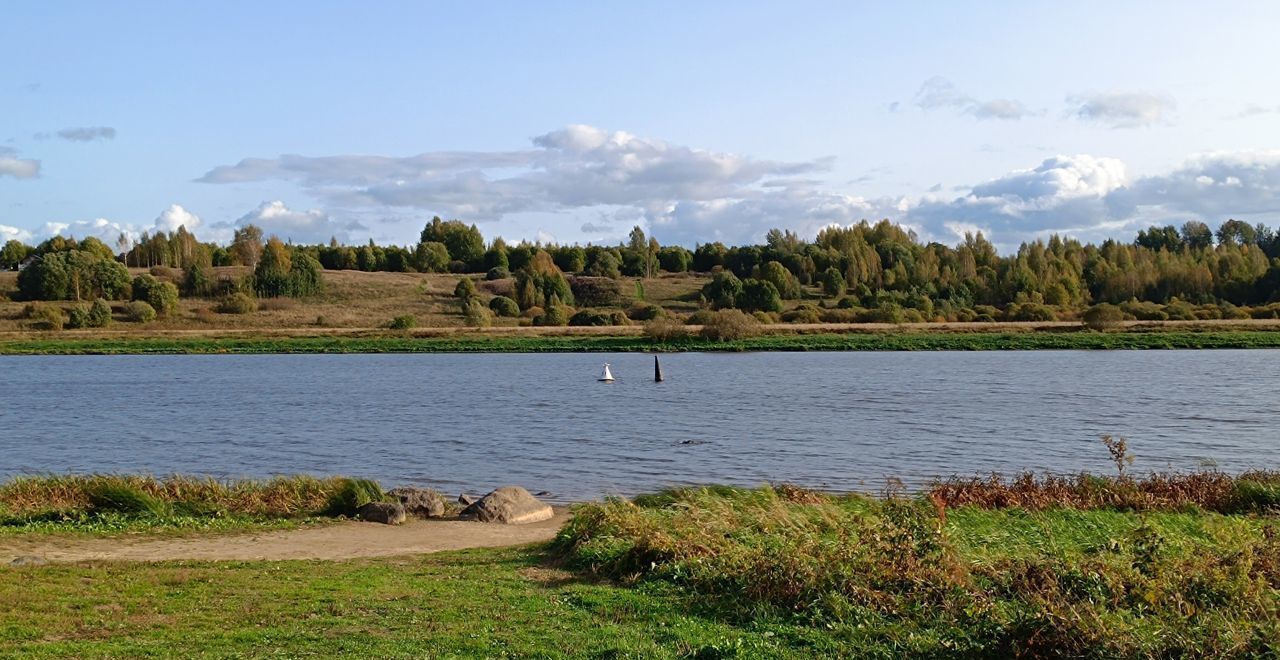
(3, 1, 1280, 252)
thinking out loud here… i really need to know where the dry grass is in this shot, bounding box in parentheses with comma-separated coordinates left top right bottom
(0, 474, 357, 518)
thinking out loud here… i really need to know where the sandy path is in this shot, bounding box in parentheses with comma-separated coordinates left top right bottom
(1, 510, 570, 563)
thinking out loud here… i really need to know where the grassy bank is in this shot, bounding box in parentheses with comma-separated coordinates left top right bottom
(3, 473, 1279, 656)
(6, 328, 1280, 354)
(0, 474, 402, 535)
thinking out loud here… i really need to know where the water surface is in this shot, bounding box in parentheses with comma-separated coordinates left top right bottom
(0, 351, 1275, 501)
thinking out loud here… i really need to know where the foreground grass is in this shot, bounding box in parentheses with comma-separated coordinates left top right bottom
(4, 476, 1280, 656)
(1, 547, 817, 658)
(557, 485, 1280, 657)
(6, 328, 1280, 354)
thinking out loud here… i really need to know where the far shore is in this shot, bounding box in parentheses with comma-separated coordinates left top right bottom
(4, 319, 1280, 354)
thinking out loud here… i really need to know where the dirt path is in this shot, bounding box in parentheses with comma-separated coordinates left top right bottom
(1, 510, 570, 563)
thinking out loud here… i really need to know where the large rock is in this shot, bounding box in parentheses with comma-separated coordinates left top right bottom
(460, 486, 553, 525)
(356, 502, 406, 525)
(10, 555, 47, 567)
(388, 487, 447, 518)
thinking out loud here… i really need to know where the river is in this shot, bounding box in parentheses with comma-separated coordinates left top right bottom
(0, 351, 1274, 501)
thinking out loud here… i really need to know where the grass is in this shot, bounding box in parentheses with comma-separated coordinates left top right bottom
(555, 484, 1280, 657)
(3, 477, 1279, 656)
(0, 474, 381, 535)
(6, 328, 1280, 354)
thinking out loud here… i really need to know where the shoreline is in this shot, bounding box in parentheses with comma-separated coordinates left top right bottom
(6, 325, 1280, 354)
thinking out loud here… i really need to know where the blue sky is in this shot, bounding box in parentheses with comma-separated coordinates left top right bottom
(3, 1, 1280, 251)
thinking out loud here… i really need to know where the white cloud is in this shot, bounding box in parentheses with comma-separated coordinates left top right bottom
(1, 224, 35, 243)
(153, 204, 202, 232)
(197, 124, 837, 244)
(1068, 91, 1175, 128)
(913, 76, 1035, 120)
(230, 200, 369, 244)
(0, 155, 41, 179)
(1112, 150, 1280, 219)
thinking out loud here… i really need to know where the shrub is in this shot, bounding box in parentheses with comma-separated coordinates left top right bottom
(124, 301, 157, 323)
(821, 266, 846, 297)
(216, 292, 257, 314)
(568, 276, 622, 307)
(323, 478, 387, 517)
(569, 310, 613, 326)
(463, 300, 493, 328)
(149, 281, 180, 317)
(454, 277, 477, 302)
(738, 279, 783, 313)
(643, 317, 688, 341)
(699, 309, 760, 341)
(1005, 302, 1057, 322)
(388, 314, 417, 330)
(257, 297, 295, 311)
(88, 298, 112, 327)
(627, 303, 664, 321)
(534, 305, 571, 327)
(25, 302, 64, 330)
(488, 295, 520, 317)
(67, 304, 91, 329)
(183, 263, 211, 297)
(1083, 303, 1124, 330)
(485, 266, 510, 281)
(685, 309, 717, 325)
(781, 303, 822, 323)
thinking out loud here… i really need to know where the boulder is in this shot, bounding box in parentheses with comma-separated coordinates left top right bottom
(388, 487, 447, 519)
(9, 555, 47, 567)
(356, 502, 406, 525)
(458, 493, 477, 506)
(460, 486, 553, 525)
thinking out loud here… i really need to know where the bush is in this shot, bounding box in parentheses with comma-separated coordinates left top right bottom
(463, 300, 493, 328)
(388, 314, 417, 330)
(699, 309, 760, 341)
(124, 301, 157, 323)
(627, 303, 664, 321)
(643, 317, 688, 341)
(149, 281, 180, 317)
(454, 277, 477, 302)
(323, 478, 387, 517)
(781, 304, 822, 323)
(488, 295, 520, 317)
(534, 305, 572, 326)
(88, 298, 112, 327)
(216, 292, 257, 314)
(485, 266, 510, 281)
(568, 276, 622, 307)
(685, 309, 717, 325)
(1005, 302, 1057, 322)
(738, 279, 783, 313)
(25, 302, 64, 330)
(569, 310, 613, 326)
(1083, 303, 1124, 330)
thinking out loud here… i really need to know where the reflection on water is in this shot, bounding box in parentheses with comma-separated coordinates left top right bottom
(0, 350, 1275, 501)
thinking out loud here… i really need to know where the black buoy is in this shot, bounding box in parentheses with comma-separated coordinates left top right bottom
(654, 355, 664, 382)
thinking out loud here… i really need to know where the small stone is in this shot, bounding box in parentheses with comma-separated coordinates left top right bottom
(10, 555, 47, 567)
(356, 502, 406, 525)
(388, 487, 447, 518)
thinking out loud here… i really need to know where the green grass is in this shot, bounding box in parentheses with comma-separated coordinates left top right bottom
(5, 329, 1280, 354)
(0, 547, 821, 658)
(3, 484, 1279, 657)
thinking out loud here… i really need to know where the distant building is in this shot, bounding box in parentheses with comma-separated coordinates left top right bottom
(16, 255, 39, 272)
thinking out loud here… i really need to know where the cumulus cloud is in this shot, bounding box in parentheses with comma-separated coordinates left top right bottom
(230, 200, 369, 244)
(153, 204, 202, 232)
(1, 224, 35, 243)
(913, 76, 1035, 120)
(198, 124, 844, 244)
(899, 150, 1280, 249)
(1068, 92, 1175, 128)
(0, 153, 40, 179)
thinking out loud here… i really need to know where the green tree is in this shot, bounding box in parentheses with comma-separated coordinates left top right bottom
(420, 216, 484, 268)
(231, 225, 265, 267)
(820, 267, 846, 297)
(738, 279, 783, 313)
(1, 240, 32, 270)
(413, 241, 450, 273)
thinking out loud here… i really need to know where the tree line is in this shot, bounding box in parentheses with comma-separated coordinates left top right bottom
(5, 216, 1280, 315)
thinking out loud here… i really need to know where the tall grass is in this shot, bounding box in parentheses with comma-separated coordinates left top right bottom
(555, 484, 1280, 657)
(0, 474, 360, 521)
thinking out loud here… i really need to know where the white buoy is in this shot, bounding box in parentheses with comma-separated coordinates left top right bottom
(598, 363, 615, 382)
